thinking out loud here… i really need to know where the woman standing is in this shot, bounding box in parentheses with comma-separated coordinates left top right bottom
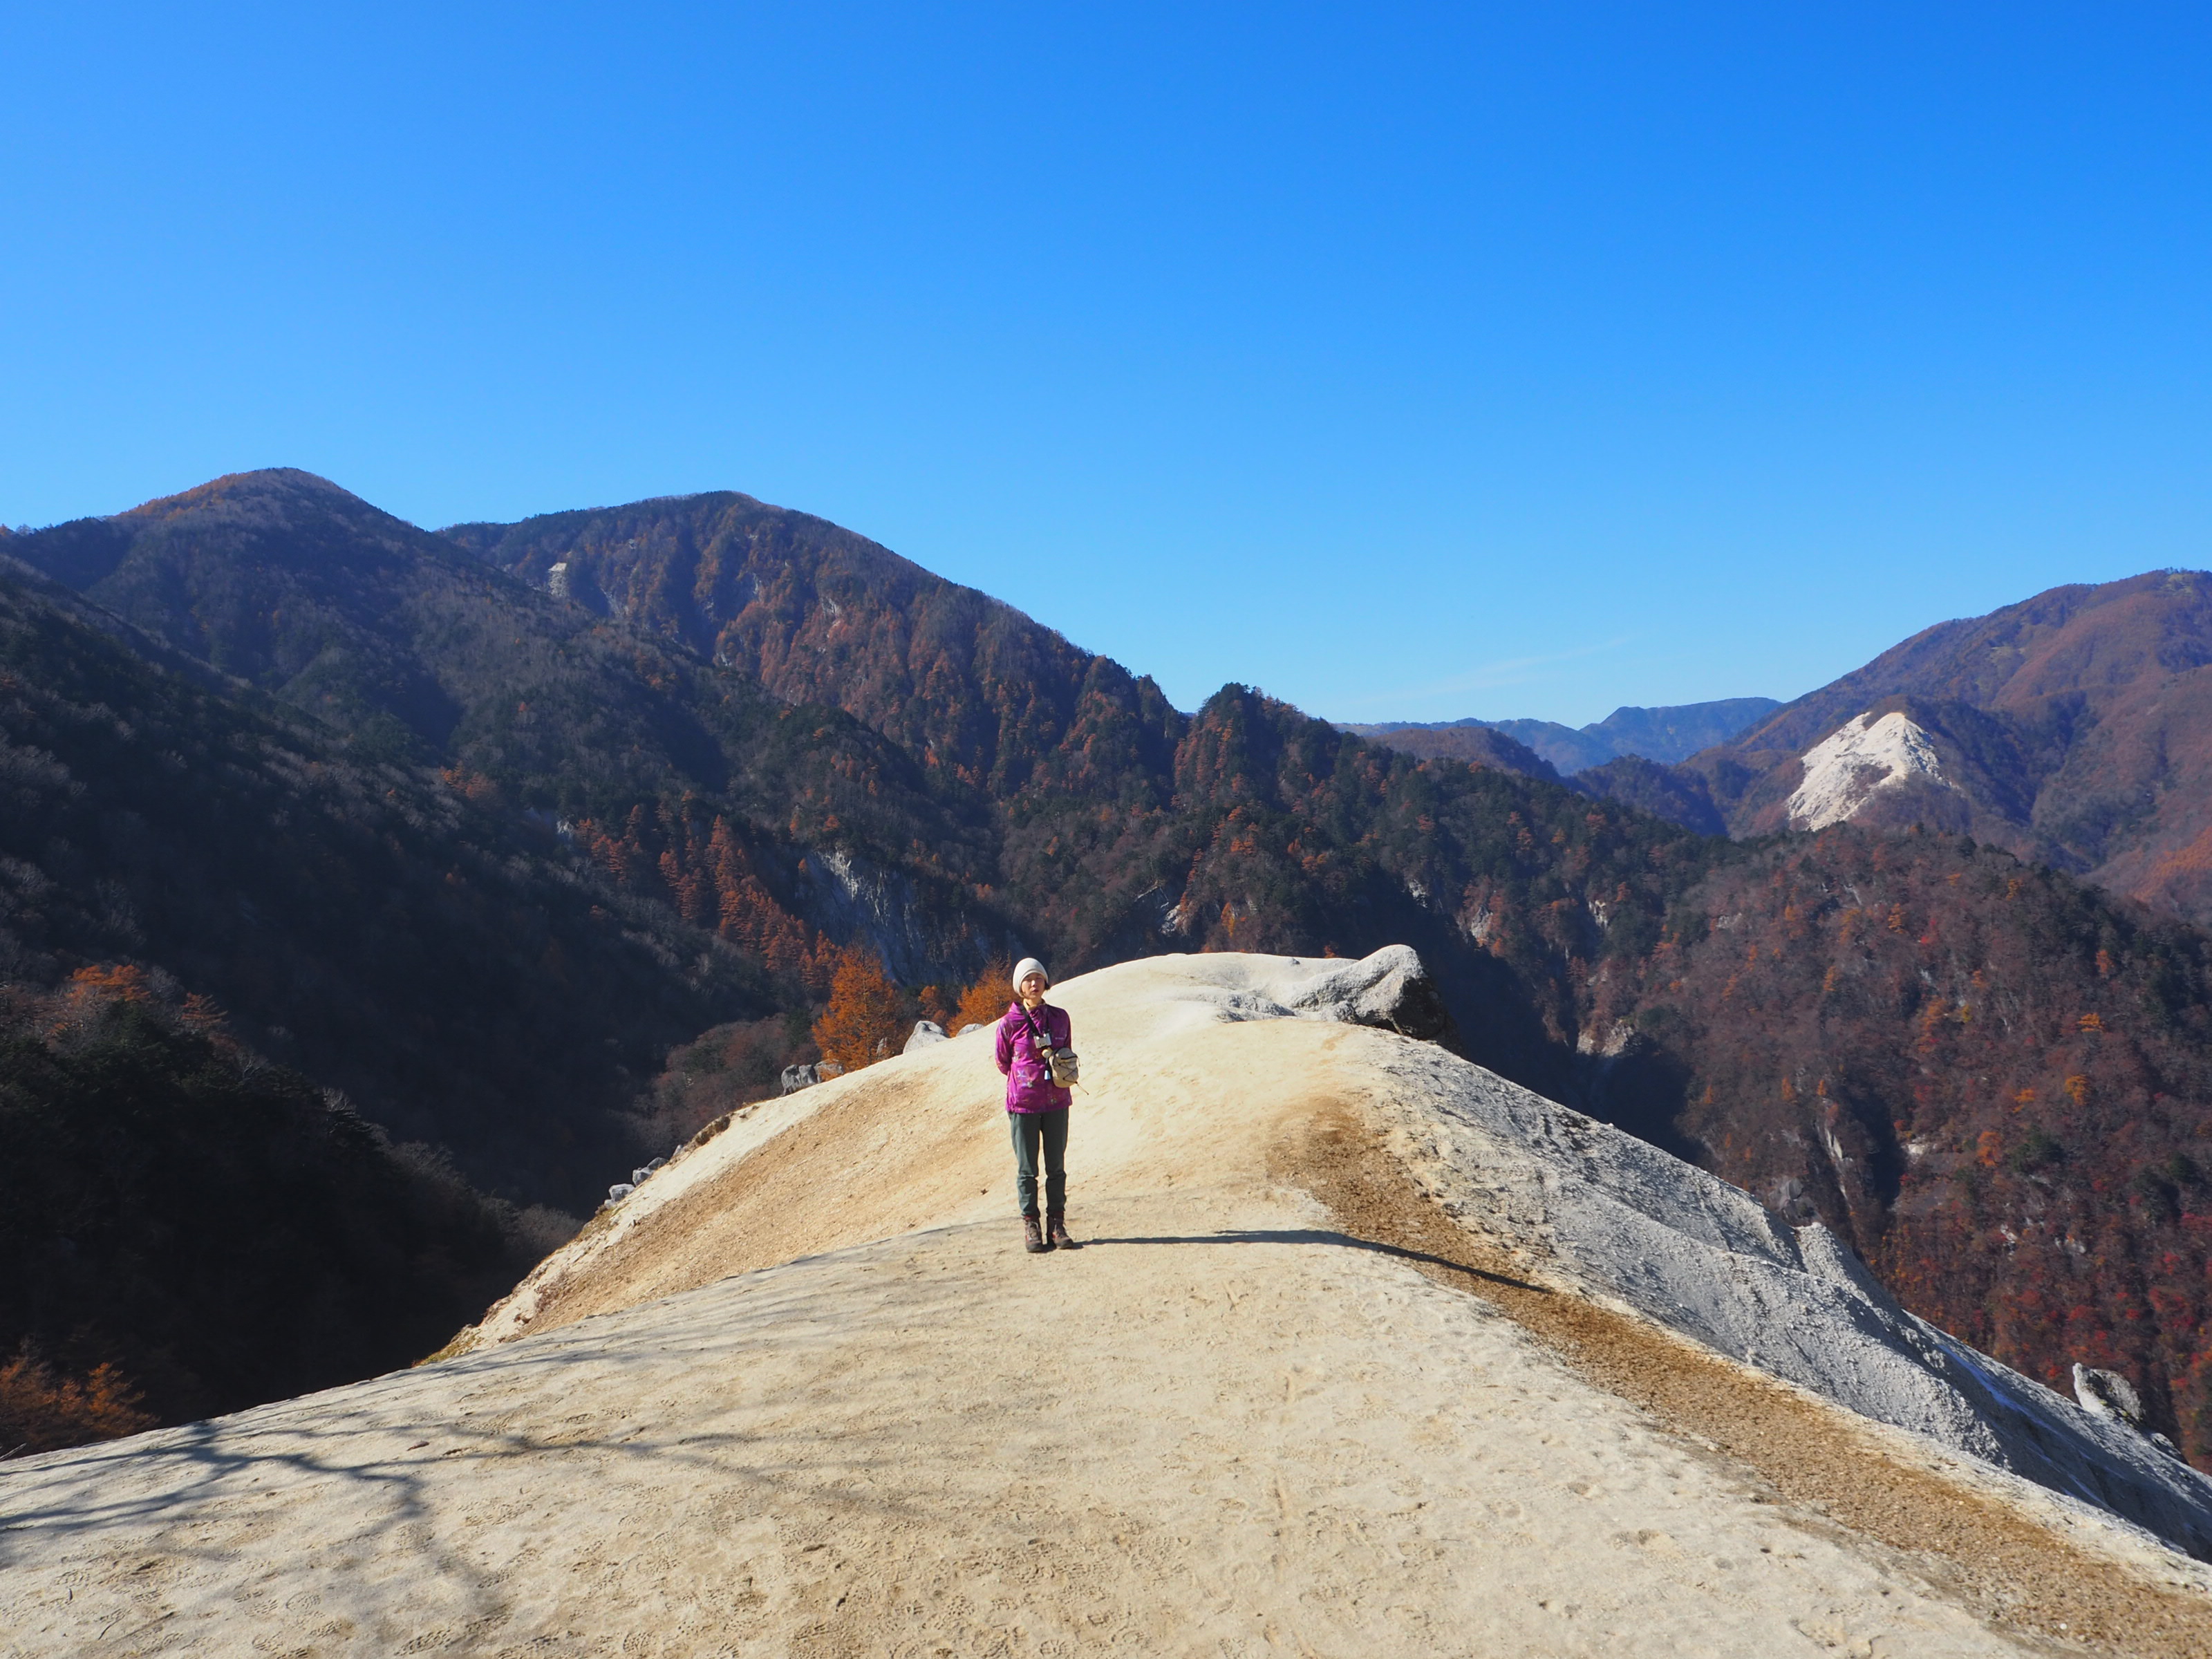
(995, 957, 1078, 1253)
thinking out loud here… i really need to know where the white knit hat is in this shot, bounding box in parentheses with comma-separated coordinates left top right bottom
(1011, 957, 1049, 991)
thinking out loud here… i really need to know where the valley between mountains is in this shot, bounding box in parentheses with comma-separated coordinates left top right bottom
(8, 470, 2212, 1607)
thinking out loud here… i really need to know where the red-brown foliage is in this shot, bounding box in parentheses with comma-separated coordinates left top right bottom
(571, 804, 841, 996)
(952, 961, 1014, 1035)
(0, 1347, 156, 1454)
(639, 1015, 817, 1147)
(1613, 827, 2212, 1460)
(811, 948, 906, 1074)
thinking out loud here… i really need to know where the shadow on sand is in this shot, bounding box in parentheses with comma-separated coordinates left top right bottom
(1073, 1227, 1547, 1294)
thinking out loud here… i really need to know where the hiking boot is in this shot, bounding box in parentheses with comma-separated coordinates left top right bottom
(1047, 1212, 1079, 1250)
(1024, 1215, 1051, 1253)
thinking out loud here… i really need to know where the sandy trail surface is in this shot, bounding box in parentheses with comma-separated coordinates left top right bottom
(3, 1194, 2045, 1658)
(4, 953, 2209, 1656)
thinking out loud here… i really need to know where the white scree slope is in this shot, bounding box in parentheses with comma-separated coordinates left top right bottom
(1788, 709, 1960, 830)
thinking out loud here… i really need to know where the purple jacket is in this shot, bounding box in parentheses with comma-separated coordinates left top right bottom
(995, 1000, 1072, 1114)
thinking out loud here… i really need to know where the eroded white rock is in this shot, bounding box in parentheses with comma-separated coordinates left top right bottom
(1787, 711, 1958, 830)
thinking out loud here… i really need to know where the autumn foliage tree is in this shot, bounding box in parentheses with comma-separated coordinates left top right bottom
(953, 960, 1015, 1034)
(0, 1348, 154, 1454)
(570, 804, 862, 999)
(811, 948, 906, 1074)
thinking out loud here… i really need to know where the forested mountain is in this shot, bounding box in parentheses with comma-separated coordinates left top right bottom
(1586, 827, 2212, 1454)
(6, 471, 1020, 991)
(1582, 698, 1784, 765)
(442, 490, 1707, 1091)
(447, 491, 2212, 1463)
(0, 554, 766, 1210)
(1367, 574, 2212, 944)
(1, 981, 541, 1443)
(12, 472, 1725, 1114)
(13, 475, 985, 858)
(1346, 700, 1779, 832)
(1569, 752, 1730, 836)
(1671, 572, 2212, 928)
(17, 471, 2212, 1471)
(1328, 720, 1566, 779)
(0, 559, 713, 1444)
(444, 490, 1183, 803)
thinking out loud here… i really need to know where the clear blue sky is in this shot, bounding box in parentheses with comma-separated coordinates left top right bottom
(6, 5, 2210, 725)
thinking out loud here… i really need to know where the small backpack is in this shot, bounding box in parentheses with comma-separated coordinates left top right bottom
(1020, 1005, 1080, 1087)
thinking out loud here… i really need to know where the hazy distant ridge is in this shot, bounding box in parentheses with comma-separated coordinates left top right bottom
(1346, 696, 1781, 774)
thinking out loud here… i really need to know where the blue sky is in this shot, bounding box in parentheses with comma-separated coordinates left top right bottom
(5, 4, 2210, 724)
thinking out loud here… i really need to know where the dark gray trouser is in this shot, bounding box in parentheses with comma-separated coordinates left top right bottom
(1009, 1109, 1069, 1219)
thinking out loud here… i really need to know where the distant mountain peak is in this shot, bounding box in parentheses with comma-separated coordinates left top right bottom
(120, 467, 373, 521)
(1349, 695, 1780, 776)
(1684, 567, 2212, 924)
(438, 487, 771, 538)
(1785, 711, 1958, 832)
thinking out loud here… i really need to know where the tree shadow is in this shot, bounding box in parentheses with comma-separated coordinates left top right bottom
(1075, 1227, 1547, 1293)
(1, 1222, 1553, 1652)
(0, 1271, 994, 1643)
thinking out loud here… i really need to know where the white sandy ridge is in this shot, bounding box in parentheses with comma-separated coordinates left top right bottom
(3, 950, 2210, 1657)
(1788, 709, 1960, 830)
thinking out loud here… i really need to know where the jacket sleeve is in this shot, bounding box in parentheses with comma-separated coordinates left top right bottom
(994, 1013, 1014, 1076)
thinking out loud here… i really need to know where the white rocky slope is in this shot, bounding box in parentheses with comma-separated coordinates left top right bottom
(1788, 709, 1960, 830)
(1365, 1033, 2212, 1555)
(4, 949, 2210, 1657)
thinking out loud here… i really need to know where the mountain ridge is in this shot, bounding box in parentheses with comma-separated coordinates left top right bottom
(10, 952, 2205, 1658)
(1348, 695, 1781, 775)
(0, 549, 756, 1210)
(1676, 570, 2212, 927)
(15, 470, 2212, 1472)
